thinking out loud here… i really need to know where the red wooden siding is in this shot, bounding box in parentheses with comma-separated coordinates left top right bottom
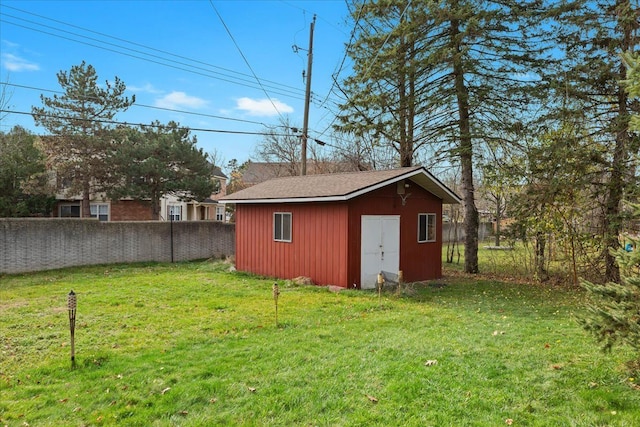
(235, 202, 350, 286)
(234, 180, 444, 288)
(346, 183, 442, 286)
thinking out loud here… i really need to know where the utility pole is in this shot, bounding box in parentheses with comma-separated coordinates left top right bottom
(300, 15, 316, 176)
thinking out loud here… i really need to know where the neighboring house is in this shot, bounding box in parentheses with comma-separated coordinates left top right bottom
(159, 166, 228, 221)
(220, 166, 461, 289)
(54, 166, 228, 222)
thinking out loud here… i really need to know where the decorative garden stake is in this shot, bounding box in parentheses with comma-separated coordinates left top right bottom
(272, 283, 280, 327)
(377, 273, 384, 301)
(67, 290, 77, 367)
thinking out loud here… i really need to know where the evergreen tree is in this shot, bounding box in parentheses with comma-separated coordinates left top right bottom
(109, 122, 216, 220)
(581, 204, 640, 363)
(580, 50, 639, 364)
(32, 62, 134, 217)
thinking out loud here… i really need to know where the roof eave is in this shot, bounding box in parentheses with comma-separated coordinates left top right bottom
(219, 195, 350, 204)
(219, 167, 462, 205)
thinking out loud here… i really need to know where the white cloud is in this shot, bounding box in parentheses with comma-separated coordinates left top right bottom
(1, 53, 39, 72)
(127, 83, 163, 94)
(154, 91, 208, 109)
(2, 40, 20, 49)
(235, 97, 294, 117)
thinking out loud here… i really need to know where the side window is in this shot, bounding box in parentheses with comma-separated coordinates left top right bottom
(60, 204, 81, 218)
(90, 204, 109, 221)
(215, 206, 225, 222)
(418, 213, 436, 242)
(169, 205, 182, 221)
(274, 212, 292, 242)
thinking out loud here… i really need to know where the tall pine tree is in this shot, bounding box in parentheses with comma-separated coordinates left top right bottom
(32, 62, 134, 217)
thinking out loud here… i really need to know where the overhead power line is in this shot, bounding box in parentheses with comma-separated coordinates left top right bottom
(0, 5, 347, 105)
(1, 82, 270, 127)
(208, 0, 289, 123)
(1, 109, 293, 137)
(1, 3, 345, 113)
(0, 15, 307, 102)
(5, 5, 304, 93)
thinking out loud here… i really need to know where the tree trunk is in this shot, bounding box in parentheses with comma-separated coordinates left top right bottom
(602, 1, 636, 283)
(397, 28, 415, 168)
(535, 231, 548, 281)
(451, 16, 479, 274)
(82, 181, 91, 218)
(151, 195, 161, 221)
(495, 194, 502, 247)
(603, 71, 632, 284)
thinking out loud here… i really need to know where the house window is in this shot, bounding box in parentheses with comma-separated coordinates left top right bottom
(60, 204, 80, 218)
(215, 206, 225, 222)
(169, 205, 182, 221)
(90, 204, 109, 221)
(274, 212, 292, 242)
(418, 213, 436, 242)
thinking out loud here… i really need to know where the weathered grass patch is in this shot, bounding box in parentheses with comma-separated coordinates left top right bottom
(1, 261, 639, 426)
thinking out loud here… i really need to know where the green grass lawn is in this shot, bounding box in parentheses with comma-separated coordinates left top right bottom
(1, 261, 639, 426)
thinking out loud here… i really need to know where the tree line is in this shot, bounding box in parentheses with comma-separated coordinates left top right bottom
(328, 0, 639, 284)
(1, 62, 216, 220)
(2, 1, 639, 286)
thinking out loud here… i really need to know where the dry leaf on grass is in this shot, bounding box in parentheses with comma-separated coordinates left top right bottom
(161, 387, 171, 395)
(248, 387, 256, 392)
(366, 395, 378, 403)
(506, 419, 513, 425)
(179, 410, 188, 416)
(424, 360, 438, 366)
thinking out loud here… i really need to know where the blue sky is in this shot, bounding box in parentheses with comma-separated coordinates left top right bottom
(0, 0, 352, 168)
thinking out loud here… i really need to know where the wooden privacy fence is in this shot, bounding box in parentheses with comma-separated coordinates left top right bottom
(0, 218, 235, 274)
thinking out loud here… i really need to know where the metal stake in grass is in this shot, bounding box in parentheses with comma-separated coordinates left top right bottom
(67, 290, 77, 368)
(272, 283, 280, 327)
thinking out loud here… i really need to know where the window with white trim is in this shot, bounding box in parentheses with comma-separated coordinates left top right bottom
(418, 213, 436, 242)
(215, 206, 225, 222)
(90, 203, 109, 221)
(169, 205, 182, 221)
(274, 212, 292, 242)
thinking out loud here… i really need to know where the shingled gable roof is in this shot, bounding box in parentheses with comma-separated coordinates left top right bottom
(220, 166, 461, 205)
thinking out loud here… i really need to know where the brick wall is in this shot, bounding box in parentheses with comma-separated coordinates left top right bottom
(0, 218, 235, 274)
(111, 200, 154, 221)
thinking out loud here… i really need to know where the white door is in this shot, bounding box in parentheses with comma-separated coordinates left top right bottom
(360, 215, 400, 289)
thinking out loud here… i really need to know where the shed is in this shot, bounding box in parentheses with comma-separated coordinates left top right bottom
(220, 166, 461, 289)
